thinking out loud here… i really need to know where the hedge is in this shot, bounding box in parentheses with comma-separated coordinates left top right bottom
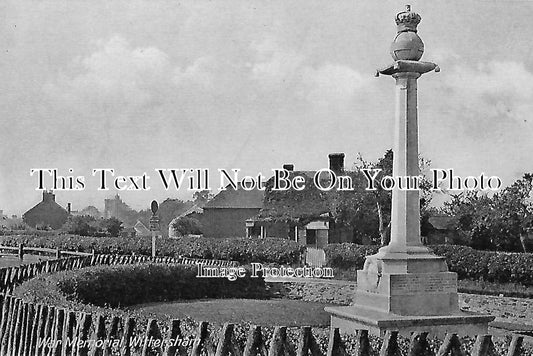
(14, 263, 267, 309)
(0, 234, 304, 265)
(324, 243, 533, 286)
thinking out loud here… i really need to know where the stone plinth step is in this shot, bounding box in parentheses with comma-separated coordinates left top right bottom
(325, 305, 495, 337)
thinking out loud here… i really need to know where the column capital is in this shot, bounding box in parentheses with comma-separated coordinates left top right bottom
(376, 60, 439, 77)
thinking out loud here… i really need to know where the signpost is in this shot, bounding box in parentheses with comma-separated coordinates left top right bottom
(149, 200, 160, 258)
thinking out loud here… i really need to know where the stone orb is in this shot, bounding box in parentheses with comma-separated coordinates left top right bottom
(390, 31, 424, 61)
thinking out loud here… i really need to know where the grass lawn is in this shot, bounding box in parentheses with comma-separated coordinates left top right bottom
(130, 299, 333, 327)
(0, 254, 49, 268)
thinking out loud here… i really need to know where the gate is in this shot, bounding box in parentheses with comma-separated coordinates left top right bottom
(305, 247, 326, 267)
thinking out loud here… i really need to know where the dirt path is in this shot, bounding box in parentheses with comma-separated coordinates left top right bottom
(459, 293, 533, 328)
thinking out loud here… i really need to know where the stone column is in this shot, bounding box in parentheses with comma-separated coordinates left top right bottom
(389, 72, 422, 251)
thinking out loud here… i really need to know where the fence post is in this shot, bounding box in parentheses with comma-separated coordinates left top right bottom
(76, 312, 93, 356)
(18, 244, 24, 260)
(141, 319, 163, 356)
(354, 330, 370, 356)
(89, 314, 106, 356)
(471, 335, 496, 356)
(407, 331, 432, 356)
(379, 331, 400, 356)
(506, 335, 523, 356)
(163, 320, 182, 356)
(21, 302, 34, 356)
(28, 303, 42, 356)
(104, 316, 120, 356)
(190, 321, 209, 356)
(51, 308, 65, 356)
(268, 326, 290, 356)
(55, 249, 61, 259)
(244, 325, 267, 356)
(62, 310, 77, 356)
(215, 323, 238, 356)
(120, 317, 136, 356)
(437, 334, 463, 356)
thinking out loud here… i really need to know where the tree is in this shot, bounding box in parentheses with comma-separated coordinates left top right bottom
(100, 217, 123, 237)
(62, 215, 99, 236)
(171, 216, 203, 236)
(193, 190, 213, 205)
(350, 150, 434, 246)
(443, 174, 533, 252)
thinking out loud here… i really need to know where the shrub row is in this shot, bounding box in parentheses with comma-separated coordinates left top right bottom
(14, 263, 267, 309)
(0, 234, 304, 265)
(324, 243, 533, 286)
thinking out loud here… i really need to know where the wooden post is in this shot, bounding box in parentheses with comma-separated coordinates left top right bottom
(18, 244, 24, 260)
(89, 314, 106, 356)
(28, 304, 42, 356)
(436, 334, 463, 356)
(471, 335, 496, 356)
(21, 302, 35, 356)
(244, 325, 268, 356)
(354, 330, 370, 356)
(506, 335, 523, 356)
(191, 321, 209, 356)
(0, 295, 13, 354)
(141, 319, 163, 356)
(103, 316, 120, 356)
(379, 331, 400, 356)
(268, 326, 290, 356)
(35, 304, 48, 356)
(42, 305, 55, 356)
(163, 320, 182, 356)
(8, 299, 23, 356)
(52, 308, 65, 356)
(76, 313, 92, 356)
(120, 317, 136, 356)
(215, 323, 240, 356)
(407, 331, 432, 356)
(62, 310, 77, 356)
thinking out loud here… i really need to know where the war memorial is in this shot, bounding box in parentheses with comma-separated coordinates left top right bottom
(325, 5, 495, 336)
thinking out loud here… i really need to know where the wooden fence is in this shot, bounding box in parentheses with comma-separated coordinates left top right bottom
(0, 250, 528, 356)
(0, 298, 525, 356)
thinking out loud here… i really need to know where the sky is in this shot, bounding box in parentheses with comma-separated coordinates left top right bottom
(1, 0, 533, 215)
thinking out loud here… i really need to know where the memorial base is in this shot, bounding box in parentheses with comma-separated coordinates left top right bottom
(325, 245, 495, 337)
(325, 305, 495, 337)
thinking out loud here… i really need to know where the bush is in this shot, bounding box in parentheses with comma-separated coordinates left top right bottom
(0, 234, 304, 265)
(431, 244, 533, 286)
(14, 263, 266, 309)
(324, 243, 533, 286)
(324, 243, 378, 270)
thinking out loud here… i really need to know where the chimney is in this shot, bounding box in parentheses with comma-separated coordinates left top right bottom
(42, 190, 55, 202)
(282, 164, 294, 172)
(67, 203, 71, 214)
(328, 153, 345, 174)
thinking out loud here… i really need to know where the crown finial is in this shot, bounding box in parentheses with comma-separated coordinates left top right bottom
(395, 4, 421, 33)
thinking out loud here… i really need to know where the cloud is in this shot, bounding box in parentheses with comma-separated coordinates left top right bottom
(301, 63, 371, 107)
(44, 36, 175, 114)
(250, 37, 370, 108)
(443, 60, 533, 124)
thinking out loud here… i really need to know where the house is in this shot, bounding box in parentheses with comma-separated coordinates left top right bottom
(202, 184, 264, 238)
(246, 153, 354, 248)
(134, 220, 151, 237)
(22, 191, 69, 229)
(120, 226, 136, 238)
(0, 213, 24, 231)
(421, 214, 463, 244)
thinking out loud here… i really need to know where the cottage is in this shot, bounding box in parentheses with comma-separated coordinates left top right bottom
(247, 153, 354, 247)
(22, 191, 69, 229)
(202, 183, 264, 238)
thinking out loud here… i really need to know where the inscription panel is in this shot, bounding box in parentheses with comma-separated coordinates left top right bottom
(389, 273, 457, 295)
